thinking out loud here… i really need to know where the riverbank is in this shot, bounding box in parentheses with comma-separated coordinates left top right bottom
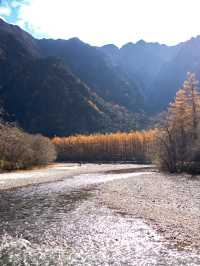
(0, 163, 151, 191)
(1, 164, 200, 264)
(98, 172, 200, 251)
(1, 163, 200, 254)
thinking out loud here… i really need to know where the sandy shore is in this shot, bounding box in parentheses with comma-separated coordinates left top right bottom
(0, 163, 151, 191)
(98, 171, 200, 251)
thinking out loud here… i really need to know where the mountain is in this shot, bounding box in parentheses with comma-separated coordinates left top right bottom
(1, 57, 137, 136)
(0, 18, 138, 136)
(149, 37, 200, 111)
(0, 19, 39, 57)
(100, 40, 181, 107)
(36, 36, 200, 114)
(38, 38, 143, 112)
(100, 39, 200, 112)
(100, 44, 120, 66)
(0, 19, 40, 89)
(120, 41, 180, 92)
(1, 17, 200, 136)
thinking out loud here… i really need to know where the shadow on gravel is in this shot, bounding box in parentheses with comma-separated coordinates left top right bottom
(104, 167, 157, 174)
(0, 187, 93, 239)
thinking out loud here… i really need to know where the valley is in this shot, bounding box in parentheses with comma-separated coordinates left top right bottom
(1, 18, 200, 136)
(1, 7, 200, 265)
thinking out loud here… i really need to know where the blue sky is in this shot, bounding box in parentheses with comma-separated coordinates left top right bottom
(0, 0, 18, 23)
(1, 0, 200, 47)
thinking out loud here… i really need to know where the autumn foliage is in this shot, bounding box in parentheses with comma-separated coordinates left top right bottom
(0, 123, 57, 170)
(53, 73, 200, 174)
(52, 130, 156, 162)
(156, 73, 200, 173)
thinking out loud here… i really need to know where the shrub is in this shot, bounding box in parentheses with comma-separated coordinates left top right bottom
(0, 123, 56, 170)
(30, 134, 57, 166)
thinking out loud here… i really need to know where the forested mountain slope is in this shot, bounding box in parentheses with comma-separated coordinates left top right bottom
(0, 19, 139, 136)
(149, 37, 200, 111)
(100, 39, 200, 112)
(1, 58, 137, 136)
(38, 38, 144, 112)
(1, 17, 200, 136)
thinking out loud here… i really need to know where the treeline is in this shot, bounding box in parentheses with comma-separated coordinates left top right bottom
(53, 73, 200, 174)
(2, 73, 199, 174)
(156, 73, 200, 173)
(0, 123, 56, 171)
(52, 130, 156, 163)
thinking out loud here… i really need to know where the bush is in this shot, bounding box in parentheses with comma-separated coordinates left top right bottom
(30, 134, 57, 166)
(0, 123, 56, 170)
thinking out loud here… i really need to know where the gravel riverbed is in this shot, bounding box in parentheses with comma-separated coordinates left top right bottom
(0, 163, 150, 191)
(0, 164, 200, 265)
(98, 171, 200, 251)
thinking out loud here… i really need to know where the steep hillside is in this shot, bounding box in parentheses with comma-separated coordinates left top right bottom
(38, 38, 144, 112)
(0, 19, 40, 88)
(121, 41, 180, 90)
(0, 19, 140, 135)
(0, 19, 39, 57)
(101, 38, 200, 112)
(1, 58, 137, 136)
(2, 17, 200, 132)
(150, 37, 200, 111)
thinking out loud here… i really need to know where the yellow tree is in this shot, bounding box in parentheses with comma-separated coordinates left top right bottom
(157, 72, 200, 172)
(169, 72, 200, 140)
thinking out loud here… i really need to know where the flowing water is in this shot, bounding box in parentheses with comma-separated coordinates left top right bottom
(0, 170, 200, 265)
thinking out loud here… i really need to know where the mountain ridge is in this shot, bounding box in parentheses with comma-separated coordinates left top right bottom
(0, 18, 140, 136)
(1, 18, 200, 135)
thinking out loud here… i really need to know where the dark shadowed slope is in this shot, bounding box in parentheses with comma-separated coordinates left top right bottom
(0, 19, 139, 135)
(38, 38, 144, 112)
(149, 37, 200, 111)
(101, 40, 180, 93)
(0, 19, 40, 88)
(1, 17, 200, 133)
(1, 58, 137, 136)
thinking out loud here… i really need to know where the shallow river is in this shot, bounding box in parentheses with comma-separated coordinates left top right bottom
(0, 169, 200, 265)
